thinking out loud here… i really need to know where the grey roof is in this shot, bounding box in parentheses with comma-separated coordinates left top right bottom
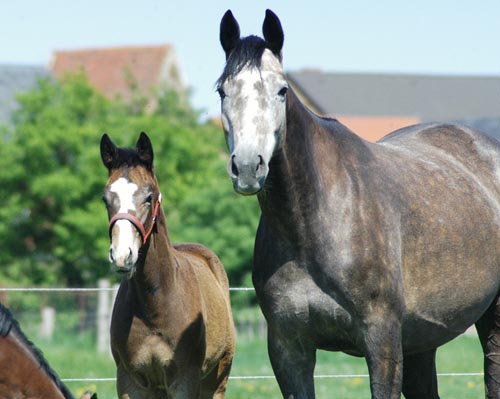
(287, 71, 500, 121)
(0, 65, 49, 127)
(456, 117, 500, 143)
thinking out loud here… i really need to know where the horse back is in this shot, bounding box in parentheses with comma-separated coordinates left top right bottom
(173, 242, 231, 295)
(380, 122, 500, 164)
(376, 122, 500, 195)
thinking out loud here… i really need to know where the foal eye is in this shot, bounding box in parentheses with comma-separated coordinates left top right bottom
(217, 87, 226, 100)
(278, 87, 288, 97)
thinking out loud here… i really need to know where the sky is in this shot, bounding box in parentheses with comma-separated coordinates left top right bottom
(2, 0, 500, 119)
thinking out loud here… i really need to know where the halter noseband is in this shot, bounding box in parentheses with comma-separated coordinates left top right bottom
(108, 193, 162, 246)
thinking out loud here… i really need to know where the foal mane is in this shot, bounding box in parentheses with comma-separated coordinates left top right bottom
(107, 147, 148, 170)
(216, 35, 267, 87)
(0, 303, 75, 399)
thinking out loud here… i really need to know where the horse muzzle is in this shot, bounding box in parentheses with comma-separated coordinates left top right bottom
(108, 218, 142, 272)
(228, 154, 268, 195)
(109, 245, 138, 270)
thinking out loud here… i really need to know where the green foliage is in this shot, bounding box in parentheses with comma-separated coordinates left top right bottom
(0, 73, 259, 288)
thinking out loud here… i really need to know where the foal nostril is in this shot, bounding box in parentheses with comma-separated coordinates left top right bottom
(126, 248, 133, 263)
(231, 155, 239, 177)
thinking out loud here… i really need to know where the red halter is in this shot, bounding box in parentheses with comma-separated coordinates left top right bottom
(108, 193, 162, 246)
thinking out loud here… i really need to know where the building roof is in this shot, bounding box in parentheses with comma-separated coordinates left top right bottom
(457, 117, 500, 142)
(0, 64, 49, 126)
(337, 116, 421, 142)
(287, 70, 500, 121)
(51, 44, 183, 102)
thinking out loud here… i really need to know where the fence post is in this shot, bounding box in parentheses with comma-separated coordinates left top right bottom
(40, 306, 55, 340)
(97, 279, 110, 353)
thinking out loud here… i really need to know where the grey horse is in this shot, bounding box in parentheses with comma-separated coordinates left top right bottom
(216, 9, 500, 399)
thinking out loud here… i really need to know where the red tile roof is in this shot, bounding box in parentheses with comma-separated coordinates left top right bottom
(51, 44, 174, 101)
(337, 116, 421, 142)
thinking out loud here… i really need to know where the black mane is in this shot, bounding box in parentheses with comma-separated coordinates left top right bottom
(0, 303, 13, 337)
(216, 35, 267, 87)
(0, 303, 75, 399)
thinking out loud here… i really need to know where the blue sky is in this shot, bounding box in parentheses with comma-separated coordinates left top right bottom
(2, 0, 499, 118)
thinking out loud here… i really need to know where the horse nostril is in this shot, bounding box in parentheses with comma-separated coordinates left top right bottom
(109, 248, 115, 263)
(231, 155, 239, 177)
(256, 155, 265, 171)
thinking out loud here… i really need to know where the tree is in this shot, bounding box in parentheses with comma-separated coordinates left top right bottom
(0, 73, 259, 289)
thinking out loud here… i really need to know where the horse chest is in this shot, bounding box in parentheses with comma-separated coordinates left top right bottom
(256, 260, 357, 352)
(130, 333, 174, 367)
(116, 330, 180, 392)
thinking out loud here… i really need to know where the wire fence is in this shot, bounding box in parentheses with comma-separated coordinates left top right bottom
(0, 287, 255, 292)
(59, 372, 485, 383)
(0, 286, 484, 383)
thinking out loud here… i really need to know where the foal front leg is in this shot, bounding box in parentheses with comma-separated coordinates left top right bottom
(362, 316, 404, 399)
(268, 329, 316, 399)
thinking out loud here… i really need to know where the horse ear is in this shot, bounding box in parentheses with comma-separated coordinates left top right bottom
(262, 9, 284, 58)
(220, 10, 240, 59)
(136, 132, 154, 170)
(100, 133, 117, 171)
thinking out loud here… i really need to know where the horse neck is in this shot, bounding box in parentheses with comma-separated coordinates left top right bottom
(4, 329, 71, 399)
(129, 208, 177, 308)
(258, 89, 370, 241)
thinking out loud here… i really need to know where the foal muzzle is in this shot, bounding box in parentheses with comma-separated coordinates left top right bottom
(107, 195, 162, 272)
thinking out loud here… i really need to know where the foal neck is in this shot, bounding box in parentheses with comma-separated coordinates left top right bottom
(130, 208, 177, 302)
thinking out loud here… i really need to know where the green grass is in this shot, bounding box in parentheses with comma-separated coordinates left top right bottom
(227, 334, 484, 398)
(31, 331, 485, 398)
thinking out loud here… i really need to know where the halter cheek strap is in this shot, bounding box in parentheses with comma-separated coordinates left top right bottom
(108, 193, 163, 246)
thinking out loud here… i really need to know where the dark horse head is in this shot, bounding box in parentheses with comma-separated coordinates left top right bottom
(217, 10, 287, 195)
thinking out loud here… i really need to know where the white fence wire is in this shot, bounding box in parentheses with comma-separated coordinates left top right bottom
(59, 372, 485, 383)
(0, 286, 483, 382)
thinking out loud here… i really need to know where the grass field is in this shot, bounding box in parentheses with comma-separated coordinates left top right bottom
(34, 331, 484, 398)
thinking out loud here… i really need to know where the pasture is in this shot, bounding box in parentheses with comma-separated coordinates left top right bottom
(11, 299, 485, 398)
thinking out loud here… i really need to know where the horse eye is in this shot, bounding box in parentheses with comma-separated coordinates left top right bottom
(145, 194, 153, 204)
(217, 87, 226, 100)
(278, 87, 288, 97)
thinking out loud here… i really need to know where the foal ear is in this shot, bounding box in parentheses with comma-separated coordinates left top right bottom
(220, 10, 240, 59)
(263, 9, 284, 58)
(100, 133, 117, 170)
(136, 132, 154, 170)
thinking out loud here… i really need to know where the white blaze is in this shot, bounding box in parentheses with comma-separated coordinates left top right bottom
(109, 177, 141, 267)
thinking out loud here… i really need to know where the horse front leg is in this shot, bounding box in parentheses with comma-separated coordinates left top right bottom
(268, 328, 316, 399)
(402, 349, 440, 399)
(116, 366, 153, 399)
(362, 316, 404, 399)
